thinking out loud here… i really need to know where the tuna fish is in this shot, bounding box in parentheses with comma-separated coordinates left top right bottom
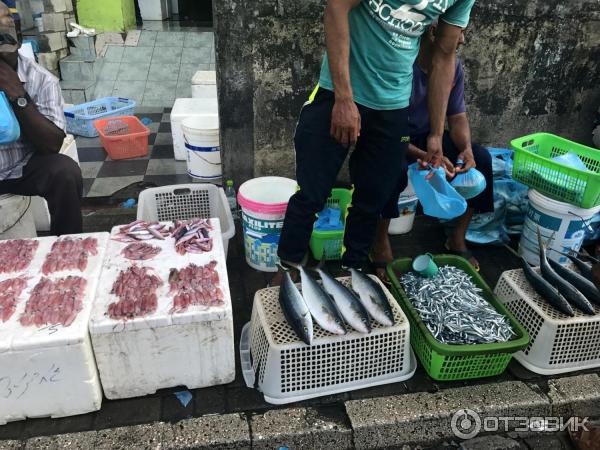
(350, 268, 395, 326)
(278, 269, 313, 345)
(298, 266, 346, 335)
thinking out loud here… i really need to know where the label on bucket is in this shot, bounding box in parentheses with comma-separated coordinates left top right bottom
(398, 198, 418, 216)
(242, 211, 284, 270)
(519, 203, 588, 264)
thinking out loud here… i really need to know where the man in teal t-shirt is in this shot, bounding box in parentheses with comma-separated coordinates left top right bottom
(277, 0, 476, 273)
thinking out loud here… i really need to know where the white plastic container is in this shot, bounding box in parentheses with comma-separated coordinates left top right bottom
(388, 182, 418, 235)
(495, 267, 600, 375)
(0, 233, 109, 424)
(89, 220, 234, 400)
(242, 276, 416, 404)
(137, 184, 235, 256)
(192, 71, 217, 99)
(237, 177, 297, 272)
(0, 195, 36, 240)
(518, 189, 600, 266)
(182, 115, 221, 181)
(171, 98, 219, 161)
(139, 0, 169, 20)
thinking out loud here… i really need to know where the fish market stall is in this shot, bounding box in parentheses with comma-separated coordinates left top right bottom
(0, 234, 109, 424)
(241, 270, 415, 405)
(89, 219, 234, 400)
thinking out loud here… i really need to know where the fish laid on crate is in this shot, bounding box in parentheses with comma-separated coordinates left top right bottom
(42, 237, 98, 275)
(350, 268, 395, 327)
(565, 253, 595, 282)
(0, 239, 39, 273)
(0, 277, 29, 322)
(172, 218, 213, 255)
(298, 266, 346, 335)
(400, 266, 515, 344)
(20, 276, 87, 327)
(278, 269, 313, 345)
(548, 259, 600, 305)
(169, 261, 224, 313)
(537, 229, 595, 314)
(316, 267, 371, 334)
(121, 242, 162, 261)
(112, 220, 171, 243)
(108, 266, 162, 320)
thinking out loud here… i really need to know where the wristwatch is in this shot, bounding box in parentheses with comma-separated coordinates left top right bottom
(9, 93, 31, 110)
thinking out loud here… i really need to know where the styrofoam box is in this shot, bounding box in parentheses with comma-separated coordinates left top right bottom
(495, 267, 600, 375)
(89, 219, 234, 400)
(171, 98, 219, 161)
(0, 233, 109, 424)
(192, 70, 217, 99)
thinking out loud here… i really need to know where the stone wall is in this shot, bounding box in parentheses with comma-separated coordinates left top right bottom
(214, 0, 600, 183)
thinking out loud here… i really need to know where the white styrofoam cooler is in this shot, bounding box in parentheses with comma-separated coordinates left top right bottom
(89, 220, 234, 400)
(0, 233, 109, 424)
(139, 0, 170, 20)
(171, 98, 219, 161)
(192, 71, 217, 99)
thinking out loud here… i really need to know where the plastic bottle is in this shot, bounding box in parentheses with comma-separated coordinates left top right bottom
(225, 179, 238, 218)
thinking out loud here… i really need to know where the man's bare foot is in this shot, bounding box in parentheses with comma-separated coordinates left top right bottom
(371, 219, 394, 284)
(445, 236, 480, 271)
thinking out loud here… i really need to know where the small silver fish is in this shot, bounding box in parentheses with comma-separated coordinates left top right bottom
(317, 268, 371, 334)
(279, 271, 313, 345)
(299, 267, 346, 335)
(350, 268, 395, 326)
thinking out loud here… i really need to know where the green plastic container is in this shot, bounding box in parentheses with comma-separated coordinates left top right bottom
(511, 132, 600, 208)
(309, 188, 352, 261)
(387, 255, 530, 381)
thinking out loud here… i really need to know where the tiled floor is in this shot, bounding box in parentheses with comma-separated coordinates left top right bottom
(94, 23, 215, 107)
(77, 106, 196, 197)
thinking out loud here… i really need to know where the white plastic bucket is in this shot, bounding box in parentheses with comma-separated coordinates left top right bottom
(519, 189, 600, 265)
(0, 194, 37, 240)
(237, 177, 297, 272)
(182, 115, 222, 181)
(389, 182, 419, 235)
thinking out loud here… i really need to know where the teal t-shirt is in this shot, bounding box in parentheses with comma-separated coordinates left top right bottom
(319, 0, 475, 110)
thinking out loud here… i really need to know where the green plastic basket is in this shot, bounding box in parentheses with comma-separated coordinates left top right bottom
(511, 133, 600, 208)
(309, 188, 352, 261)
(387, 255, 530, 381)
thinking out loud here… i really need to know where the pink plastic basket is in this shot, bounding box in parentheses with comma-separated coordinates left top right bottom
(94, 116, 150, 160)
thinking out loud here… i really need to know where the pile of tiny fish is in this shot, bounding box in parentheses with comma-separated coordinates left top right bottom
(400, 266, 515, 345)
(112, 220, 171, 243)
(19, 276, 87, 327)
(108, 266, 163, 320)
(169, 261, 224, 313)
(172, 219, 213, 255)
(121, 242, 162, 261)
(518, 229, 600, 316)
(42, 237, 98, 275)
(0, 277, 29, 322)
(278, 265, 395, 346)
(0, 239, 39, 273)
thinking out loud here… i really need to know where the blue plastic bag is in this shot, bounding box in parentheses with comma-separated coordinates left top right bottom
(451, 166, 487, 199)
(466, 193, 509, 245)
(408, 163, 467, 220)
(488, 148, 514, 179)
(0, 92, 20, 144)
(552, 152, 589, 171)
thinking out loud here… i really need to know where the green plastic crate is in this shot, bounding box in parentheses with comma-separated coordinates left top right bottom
(511, 132, 600, 208)
(387, 255, 530, 381)
(309, 188, 352, 261)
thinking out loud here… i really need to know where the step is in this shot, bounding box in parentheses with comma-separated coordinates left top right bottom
(60, 80, 96, 104)
(67, 35, 97, 60)
(59, 55, 100, 82)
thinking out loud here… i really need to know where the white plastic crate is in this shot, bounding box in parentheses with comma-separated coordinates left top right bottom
(242, 276, 416, 404)
(89, 220, 234, 400)
(0, 233, 109, 424)
(137, 184, 235, 256)
(495, 268, 600, 375)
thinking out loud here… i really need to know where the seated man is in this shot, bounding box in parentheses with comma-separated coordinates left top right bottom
(0, 1, 82, 236)
(372, 23, 493, 277)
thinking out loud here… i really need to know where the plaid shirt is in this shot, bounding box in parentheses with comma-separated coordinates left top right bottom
(0, 54, 66, 181)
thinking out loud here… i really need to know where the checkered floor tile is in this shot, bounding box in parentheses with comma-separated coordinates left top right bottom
(76, 107, 198, 197)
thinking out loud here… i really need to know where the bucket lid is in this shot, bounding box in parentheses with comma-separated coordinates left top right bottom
(182, 114, 219, 134)
(237, 177, 297, 215)
(528, 189, 600, 216)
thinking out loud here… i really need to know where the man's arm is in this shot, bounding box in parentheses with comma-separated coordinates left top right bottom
(0, 60, 65, 154)
(447, 112, 475, 171)
(325, 0, 361, 147)
(422, 21, 464, 169)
